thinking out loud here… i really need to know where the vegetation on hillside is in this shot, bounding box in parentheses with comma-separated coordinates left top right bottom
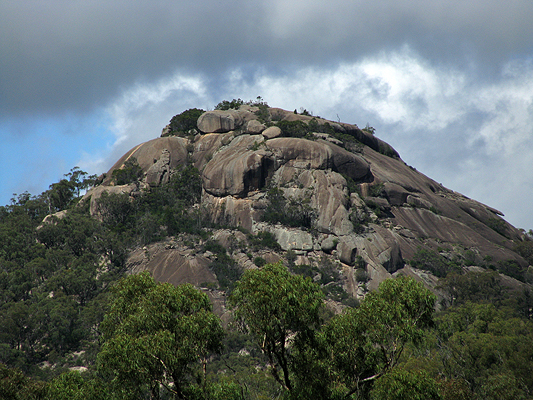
(163, 108, 205, 137)
(1, 112, 533, 398)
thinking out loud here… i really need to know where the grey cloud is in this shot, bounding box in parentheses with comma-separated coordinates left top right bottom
(3, 0, 533, 118)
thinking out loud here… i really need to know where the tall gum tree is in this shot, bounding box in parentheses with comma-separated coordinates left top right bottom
(97, 272, 224, 400)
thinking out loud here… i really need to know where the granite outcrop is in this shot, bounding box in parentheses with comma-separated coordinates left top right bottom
(83, 105, 529, 301)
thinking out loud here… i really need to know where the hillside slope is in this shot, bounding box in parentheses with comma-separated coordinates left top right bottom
(85, 103, 531, 305)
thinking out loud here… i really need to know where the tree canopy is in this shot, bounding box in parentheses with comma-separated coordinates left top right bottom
(230, 264, 437, 400)
(98, 272, 224, 400)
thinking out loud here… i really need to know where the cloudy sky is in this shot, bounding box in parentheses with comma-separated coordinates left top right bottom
(2, 1, 533, 229)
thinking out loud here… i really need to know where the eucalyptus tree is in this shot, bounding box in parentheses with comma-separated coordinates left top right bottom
(98, 272, 224, 400)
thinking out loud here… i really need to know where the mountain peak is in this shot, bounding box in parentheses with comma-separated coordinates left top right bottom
(86, 103, 529, 301)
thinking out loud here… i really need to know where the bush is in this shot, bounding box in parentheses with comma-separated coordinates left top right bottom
(513, 240, 533, 265)
(204, 240, 242, 291)
(355, 268, 369, 283)
(247, 231, 281, 251)
(496, 259, 528, 283)
(253, 257, 266, 267)
(275, 120, 312, 139)
(96, 191, 135, 232)
(487, 217, 508, 237)
(290, 263, 318, 278)
(137, 165, 203, 237)
(368, 182, 384, 198)
(262, 187, 316, 229)
(349, 209, 370, 233)
(410, 247, 458, 278)
(362, 123, 376, 135)
(168, 108, 204, 135)
(215, 98, 245, 110)
(111, 157, 142, 185)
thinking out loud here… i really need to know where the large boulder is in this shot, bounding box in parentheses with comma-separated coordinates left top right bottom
(245, 119, 266, 134)
(262, 126, 282, 139)
(266, 137, 370, 180)
(310, 170, 353, 235)
(271, 167, 352, 236)
(85, 184, 136, 218)
(197, 110, 238, 133)
(191, 133, 231, 170)
(202, 192, 260, 232)
(202, 135, 274, 198)
(269, 227, 313, 251)
(103, 137, 188, 185)
(146, 148, 171, 187)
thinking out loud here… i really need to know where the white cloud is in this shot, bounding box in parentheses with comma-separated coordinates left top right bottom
(473, 60, 533, 156)
(80, 72, 211, 176)
(93, 49, 533, 228)
(107, 73, 207, 145)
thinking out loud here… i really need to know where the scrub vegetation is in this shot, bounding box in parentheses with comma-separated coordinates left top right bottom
(1, 163, 533, 400)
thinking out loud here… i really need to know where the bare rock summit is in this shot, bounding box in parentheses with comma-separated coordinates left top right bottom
(84, 103, 530, 301)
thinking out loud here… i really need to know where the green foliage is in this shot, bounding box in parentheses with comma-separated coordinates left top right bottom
(229, 262, 324, 392)
(253, 257, 266, 267)
(5, 159, 533, 399)
(111, 157, 143, 185)
(0, 189, 124, 375)
(215, 98, 245, 110)
(438, 270, 508, 307)
(44, 167, 97, 213)
(97, 164, 204, 244)
(289, 263, 317, 278)
(137, 164, 204, 240)
(215, 96, 268, 112)
(513, 239, 533, 265)
(368, 182, 384, 197)
(275, 120, 312, 139)
(349, 207, 370, 233)
(410, 248, 459, 278)
(355, 267, 369, 283)
(45, 371, 113, 400)
(432, 302, 533, 398)
(98, 272, 224, 399)
(342, 173, 359, 196)
(230, 267, 436, 399)
(168, 108, 204, 135)
(438, 379, 473, 400)
(317, 257, 340, 285)
(429, 206, 442, 215)
(95, 191, 135, 232)
(477, 374, 527, 400)
(247, 231, 281, 251)
(363, 123, 376, 135)
(486, 217, 508, 237)
(365, 199, 385, 218)
(370, 368, 441, 400)
(325, 277, 436, 397)
(47, 179, 75, 212)
(203, 240, 242, 291)
(495, 259, 528, 282)
(262, 187, 316, 229)
(0, 363, 46, 400)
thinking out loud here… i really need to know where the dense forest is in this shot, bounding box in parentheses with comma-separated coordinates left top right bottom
(2, 108, 533, 399)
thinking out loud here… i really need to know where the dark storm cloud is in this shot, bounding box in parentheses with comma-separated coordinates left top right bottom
(2, 1, 533, 118)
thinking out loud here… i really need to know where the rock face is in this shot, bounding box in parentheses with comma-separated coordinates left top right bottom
(85, 105, 529, 302)
(197, 111, 236, 133)
(103, 136, 188, 186)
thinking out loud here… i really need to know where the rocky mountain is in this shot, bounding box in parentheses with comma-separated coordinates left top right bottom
(84, 103, 530, 310)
